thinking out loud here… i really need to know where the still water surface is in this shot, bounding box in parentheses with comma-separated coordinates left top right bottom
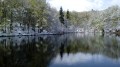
(0, 34, 120, 67)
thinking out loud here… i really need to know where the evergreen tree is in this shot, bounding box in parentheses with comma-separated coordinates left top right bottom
(65, 10, 70, 28)
(66, 10, 70, 20)
(59, 7, 64, 24)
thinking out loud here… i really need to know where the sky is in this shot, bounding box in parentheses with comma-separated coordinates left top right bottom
(47, 0, 120, 12)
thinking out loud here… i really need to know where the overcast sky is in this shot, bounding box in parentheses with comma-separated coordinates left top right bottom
(47, 0, 120, 12)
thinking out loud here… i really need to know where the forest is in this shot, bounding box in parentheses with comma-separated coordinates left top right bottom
(0, 0, 120, 36)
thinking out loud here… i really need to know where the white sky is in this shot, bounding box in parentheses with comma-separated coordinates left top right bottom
(47, 0, 120, 12)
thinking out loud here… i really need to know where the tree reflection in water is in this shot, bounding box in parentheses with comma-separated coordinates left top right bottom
(0, 34, 120, 67)
(0, 36, 57, 67)
(60, 43, 65, 59)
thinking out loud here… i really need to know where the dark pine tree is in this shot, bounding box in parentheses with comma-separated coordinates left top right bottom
(65, 10, 70, 28)
(59, 7, 64, 24)
(66, 10, 70, 20)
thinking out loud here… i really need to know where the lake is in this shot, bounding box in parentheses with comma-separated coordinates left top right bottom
(0, 33, 120, 67)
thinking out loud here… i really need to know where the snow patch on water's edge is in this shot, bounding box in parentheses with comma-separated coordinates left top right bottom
(0, 32, 103, 37)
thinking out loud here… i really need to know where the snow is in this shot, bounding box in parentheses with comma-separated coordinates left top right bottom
(1, 6, 120, 36)
(0, 21, 105, 36)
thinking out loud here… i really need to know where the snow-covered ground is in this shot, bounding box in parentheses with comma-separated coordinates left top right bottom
(0, 23, 54, 36)
(1, 6, 120, 36)
(0, 22, 103, 36)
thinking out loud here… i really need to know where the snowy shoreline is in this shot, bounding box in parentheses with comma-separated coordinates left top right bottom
(0, 32, 103, 37)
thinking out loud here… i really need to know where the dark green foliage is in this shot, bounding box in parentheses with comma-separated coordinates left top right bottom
(66, 10, 70, 20)
(59, 7, 64, 24)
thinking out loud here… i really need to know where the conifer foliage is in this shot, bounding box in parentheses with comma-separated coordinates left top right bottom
(59, 7, 64, 24)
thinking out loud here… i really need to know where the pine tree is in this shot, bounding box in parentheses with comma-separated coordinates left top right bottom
(59, 7, 64, 24)
(66, 10, 70, 20)
(65, 10, 70, 28)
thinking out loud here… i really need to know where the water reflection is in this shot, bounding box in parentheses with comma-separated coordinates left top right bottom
(0, 36, 57, 67)
(52, 53, 120, 67)
(0, 34, 120, 67)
